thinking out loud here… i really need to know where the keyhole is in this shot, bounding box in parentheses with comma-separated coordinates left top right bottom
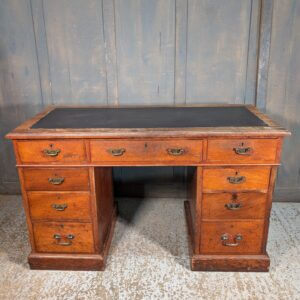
(145, 143, 148, 148)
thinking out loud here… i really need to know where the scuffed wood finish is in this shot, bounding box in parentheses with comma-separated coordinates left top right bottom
(202, 192, 267, 220)
(191, 254, 270, 272)
(17, 140, 87, 164)
(22, 168, 90, 191)
(184, 201, 270, 272)
(90, 139, 203, 164)
(6, 105, 290, 140)
(202, 167, 271, 192)
(28, 191, 92, 221)
(206, 138, 278, 164)
(186, 167, 202, 254)
(28, 253, 105, 271)
(200, 220, 265, 254)
(6, 105, 289, 271)
(33, 222, 95, 253)
(93, 168, 115, 251)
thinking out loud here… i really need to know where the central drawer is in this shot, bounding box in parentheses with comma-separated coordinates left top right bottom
(22, 168, 90, 191)
(203, 167, 271, 192)
(33, 222, 94, 253)
(90, 139, 203, 163)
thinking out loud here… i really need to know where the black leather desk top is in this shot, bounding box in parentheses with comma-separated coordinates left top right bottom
(31, 107, 268, 129)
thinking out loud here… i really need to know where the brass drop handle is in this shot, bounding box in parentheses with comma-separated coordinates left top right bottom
(167, 148, 185, 156)
(53, 233, 74, 246)
(51, 203, 68, 211)
(221, 233, 243, 247)
(233, 146, 252, 156)
(225, 203, 242, 210)
(108, 148, 126, 156)
(48, 177, 65, 185)
(43, 148, 61, 157)
(227, 176, 246, 184)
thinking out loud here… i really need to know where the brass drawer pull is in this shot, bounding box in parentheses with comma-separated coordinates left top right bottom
(48, 177, 65, 185)
(227, 176, 246, 184)
(43, 148, 61, 157)
(53, 233, 74, 246)
(221, 233, 243, 247)
(233, 147, 252, 156)
(225, 203, 242, 210)
(51, 203, 68, 211)
(167, 148, 185, 156)
(108, 148, 126, 156)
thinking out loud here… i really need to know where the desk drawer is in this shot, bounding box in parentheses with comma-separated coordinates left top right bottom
(90, 139, 203, 163)
(200, 220, 264, 254)
(33, 222, 94, 253)
(17, 140, 87, 164)
(202, 192, 267, 219)
(203, 167, 271, 192)
(28, 192, 91, 221)
(207, 139, 278, 164)
(23, 168, 90, 191)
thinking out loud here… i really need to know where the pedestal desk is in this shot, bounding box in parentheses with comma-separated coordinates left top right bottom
(6, 105, 290, 271)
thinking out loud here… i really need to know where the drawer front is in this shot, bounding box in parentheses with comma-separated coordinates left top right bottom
(33, 222, 94, 253)
(200, 220, 264, 254)
(90, 140, 202, 163)
(28, 192, 91, 221)
(202, 193, 267, 219)
(207, 139, 278, 163)
(17, 140, 87, 164)
(203, 167, 271, 192)
(23, 168, 90, 191)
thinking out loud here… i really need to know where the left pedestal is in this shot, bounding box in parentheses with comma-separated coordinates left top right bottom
(18, 166, 116, 271)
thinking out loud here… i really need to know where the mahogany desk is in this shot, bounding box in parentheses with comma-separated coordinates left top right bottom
(6, 105, 290, 271)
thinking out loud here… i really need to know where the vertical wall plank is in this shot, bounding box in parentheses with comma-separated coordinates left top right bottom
(0, 0, 43, 193)
(186, 0, 252, 104)
(30, 0, 53, 106)
(256, 0, 273, 110)
(114, 0, 175, 105)
(43, 0, 107, 104)
(244, 0, 261, 104)
(174, 0, 188, 104)
(103, 0, 119, 105)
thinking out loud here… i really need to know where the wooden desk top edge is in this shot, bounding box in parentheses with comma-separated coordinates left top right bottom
(6, 104, 290, 139)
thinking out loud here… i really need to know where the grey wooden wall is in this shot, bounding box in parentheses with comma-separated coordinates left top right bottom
(0, 0, 299, 201)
